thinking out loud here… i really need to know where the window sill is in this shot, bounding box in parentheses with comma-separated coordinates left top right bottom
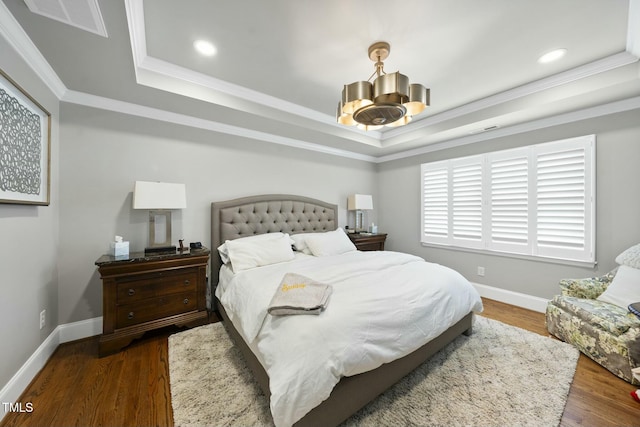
(420, 242, 597, 269)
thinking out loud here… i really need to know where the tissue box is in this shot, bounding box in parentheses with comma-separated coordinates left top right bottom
(110, 241, 129, 257)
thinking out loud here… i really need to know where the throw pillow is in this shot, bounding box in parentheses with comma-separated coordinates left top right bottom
(597, 265, 640, 309)
(615, 243, 640, 269)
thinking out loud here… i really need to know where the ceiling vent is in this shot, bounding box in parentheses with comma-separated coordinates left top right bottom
(469, 125, 501, 135)
(23, 0, 107, 37)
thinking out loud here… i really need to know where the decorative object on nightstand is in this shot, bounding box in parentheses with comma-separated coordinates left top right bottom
(347, 194, 373, 232)
(95, 247, 210, 356)
(133, 181, 187, 254)
(109, 235, 129, 257)
(348, 233, 387, 251)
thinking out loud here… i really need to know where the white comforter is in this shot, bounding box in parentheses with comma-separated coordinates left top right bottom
(217, 251, 483, 427)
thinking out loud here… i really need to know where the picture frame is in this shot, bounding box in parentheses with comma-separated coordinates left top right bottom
(0, 68, 51, 205)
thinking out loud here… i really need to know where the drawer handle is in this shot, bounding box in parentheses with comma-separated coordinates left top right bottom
(128, 312, 134, 320)
(128, 289, 135, 296)
(183, 298, 189, 305)
(184, 279, 190, 286)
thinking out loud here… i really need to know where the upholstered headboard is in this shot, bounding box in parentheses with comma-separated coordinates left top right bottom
(210, 194, 337, 289)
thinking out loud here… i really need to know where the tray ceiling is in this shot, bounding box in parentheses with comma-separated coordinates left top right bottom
(3, 0, 639, 161)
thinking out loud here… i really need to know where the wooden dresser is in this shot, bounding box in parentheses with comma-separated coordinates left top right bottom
(95, 248, 210, 356)
(347, 233, 387, 251)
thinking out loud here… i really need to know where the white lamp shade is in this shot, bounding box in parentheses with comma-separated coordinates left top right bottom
(132, 181, 187, 209)
(347, 194, 373, 210)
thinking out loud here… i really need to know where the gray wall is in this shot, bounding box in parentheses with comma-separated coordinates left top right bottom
(377, 109, 640, 300)
(2, 22, 639, 405)
(0, 39, 60, 389)
(57, 103, 377, 324)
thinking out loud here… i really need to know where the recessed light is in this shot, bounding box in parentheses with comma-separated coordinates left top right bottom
(194, 39, 217, 57)
(538, 48, 567, 64)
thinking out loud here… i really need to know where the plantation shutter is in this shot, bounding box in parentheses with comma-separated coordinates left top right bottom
(535, 139, 593, 261)
(421, 164, 449, 244)
(420, 135, 595, 264)
(489, 149, 530, 254)
(451, 157, 483, 247)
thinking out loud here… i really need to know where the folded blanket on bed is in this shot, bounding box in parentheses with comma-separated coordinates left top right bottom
(268, 273, 332, 316)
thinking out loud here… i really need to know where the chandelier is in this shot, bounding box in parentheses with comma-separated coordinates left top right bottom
(337, 41, 430, 130)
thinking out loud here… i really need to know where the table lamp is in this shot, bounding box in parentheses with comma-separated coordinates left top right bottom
(133, 181, 186, 254)
(347, 194, 373, 233)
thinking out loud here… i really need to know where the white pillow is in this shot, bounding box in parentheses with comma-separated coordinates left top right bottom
(225, 233, 295, 272)
(217, 232, 286, 264)
(597, 265, 640, 308)
(304, 228, 357, 257)
(615, 243, 640, 269)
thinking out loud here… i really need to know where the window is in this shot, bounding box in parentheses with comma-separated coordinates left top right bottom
(420, 135, 595, 263)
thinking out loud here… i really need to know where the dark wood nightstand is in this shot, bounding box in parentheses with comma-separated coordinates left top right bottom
(95, 248, 210, 356)
(347, 233, 387, 251)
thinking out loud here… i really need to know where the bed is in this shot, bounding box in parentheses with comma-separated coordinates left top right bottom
(211, 194, 483, 427)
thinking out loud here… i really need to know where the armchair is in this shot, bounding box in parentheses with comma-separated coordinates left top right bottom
(546, 269, 640, 385)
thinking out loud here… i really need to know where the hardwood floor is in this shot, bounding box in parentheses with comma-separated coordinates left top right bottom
(2, 299, 638, 426)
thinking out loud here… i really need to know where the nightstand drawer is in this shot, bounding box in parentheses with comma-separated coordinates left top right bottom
(116, 291, 197, 328)
(115, 269, 197, 303)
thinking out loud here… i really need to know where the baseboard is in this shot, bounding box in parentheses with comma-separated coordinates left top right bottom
(58, 316, 103, 343)
(472, 282, 549, 313)
(0, 316, 102, 421)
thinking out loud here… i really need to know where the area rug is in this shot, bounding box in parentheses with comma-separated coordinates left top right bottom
(168, 316, 579, 427)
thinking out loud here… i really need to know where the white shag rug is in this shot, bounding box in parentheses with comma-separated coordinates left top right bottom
(168, 316, 579, 427)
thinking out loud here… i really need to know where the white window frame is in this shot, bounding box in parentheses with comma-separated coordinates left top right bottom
(420, 135, 595, 264)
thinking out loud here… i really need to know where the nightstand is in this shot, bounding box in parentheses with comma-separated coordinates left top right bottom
(95, 248, 210, 356)
(347, 233, 387, 251)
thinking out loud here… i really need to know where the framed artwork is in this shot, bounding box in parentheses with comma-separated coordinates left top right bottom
(0, 68, 51, 205)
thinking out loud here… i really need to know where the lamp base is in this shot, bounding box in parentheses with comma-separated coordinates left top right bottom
(144, 246, 176, 255)
(355, 209, 365, 232)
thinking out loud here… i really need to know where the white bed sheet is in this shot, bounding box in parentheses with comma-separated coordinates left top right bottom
(216, 250, 483, 427)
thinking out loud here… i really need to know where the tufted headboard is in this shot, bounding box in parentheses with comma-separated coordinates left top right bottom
(210, 194, 337, 289)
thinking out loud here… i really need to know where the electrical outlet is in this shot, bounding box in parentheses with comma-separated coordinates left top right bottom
(39, 310, 46, 330)
(477, 266, 485, 277)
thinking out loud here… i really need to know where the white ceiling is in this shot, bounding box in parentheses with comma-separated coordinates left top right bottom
(3, 0, 640, 161)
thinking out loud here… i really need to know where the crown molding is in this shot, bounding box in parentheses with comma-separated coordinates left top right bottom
(140, 55, 340, 128)
(61, 90, 377, 163)
(123, 0, 146, 69)
(123, 0, 382, 144)
(628, 0, 640, 57)
(124, 0, 640, 149)
(4, 0, 640, 165)
(376, 96, 640, 163)
(382, 52, 639, 141)
(0, 1, 66, 98)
